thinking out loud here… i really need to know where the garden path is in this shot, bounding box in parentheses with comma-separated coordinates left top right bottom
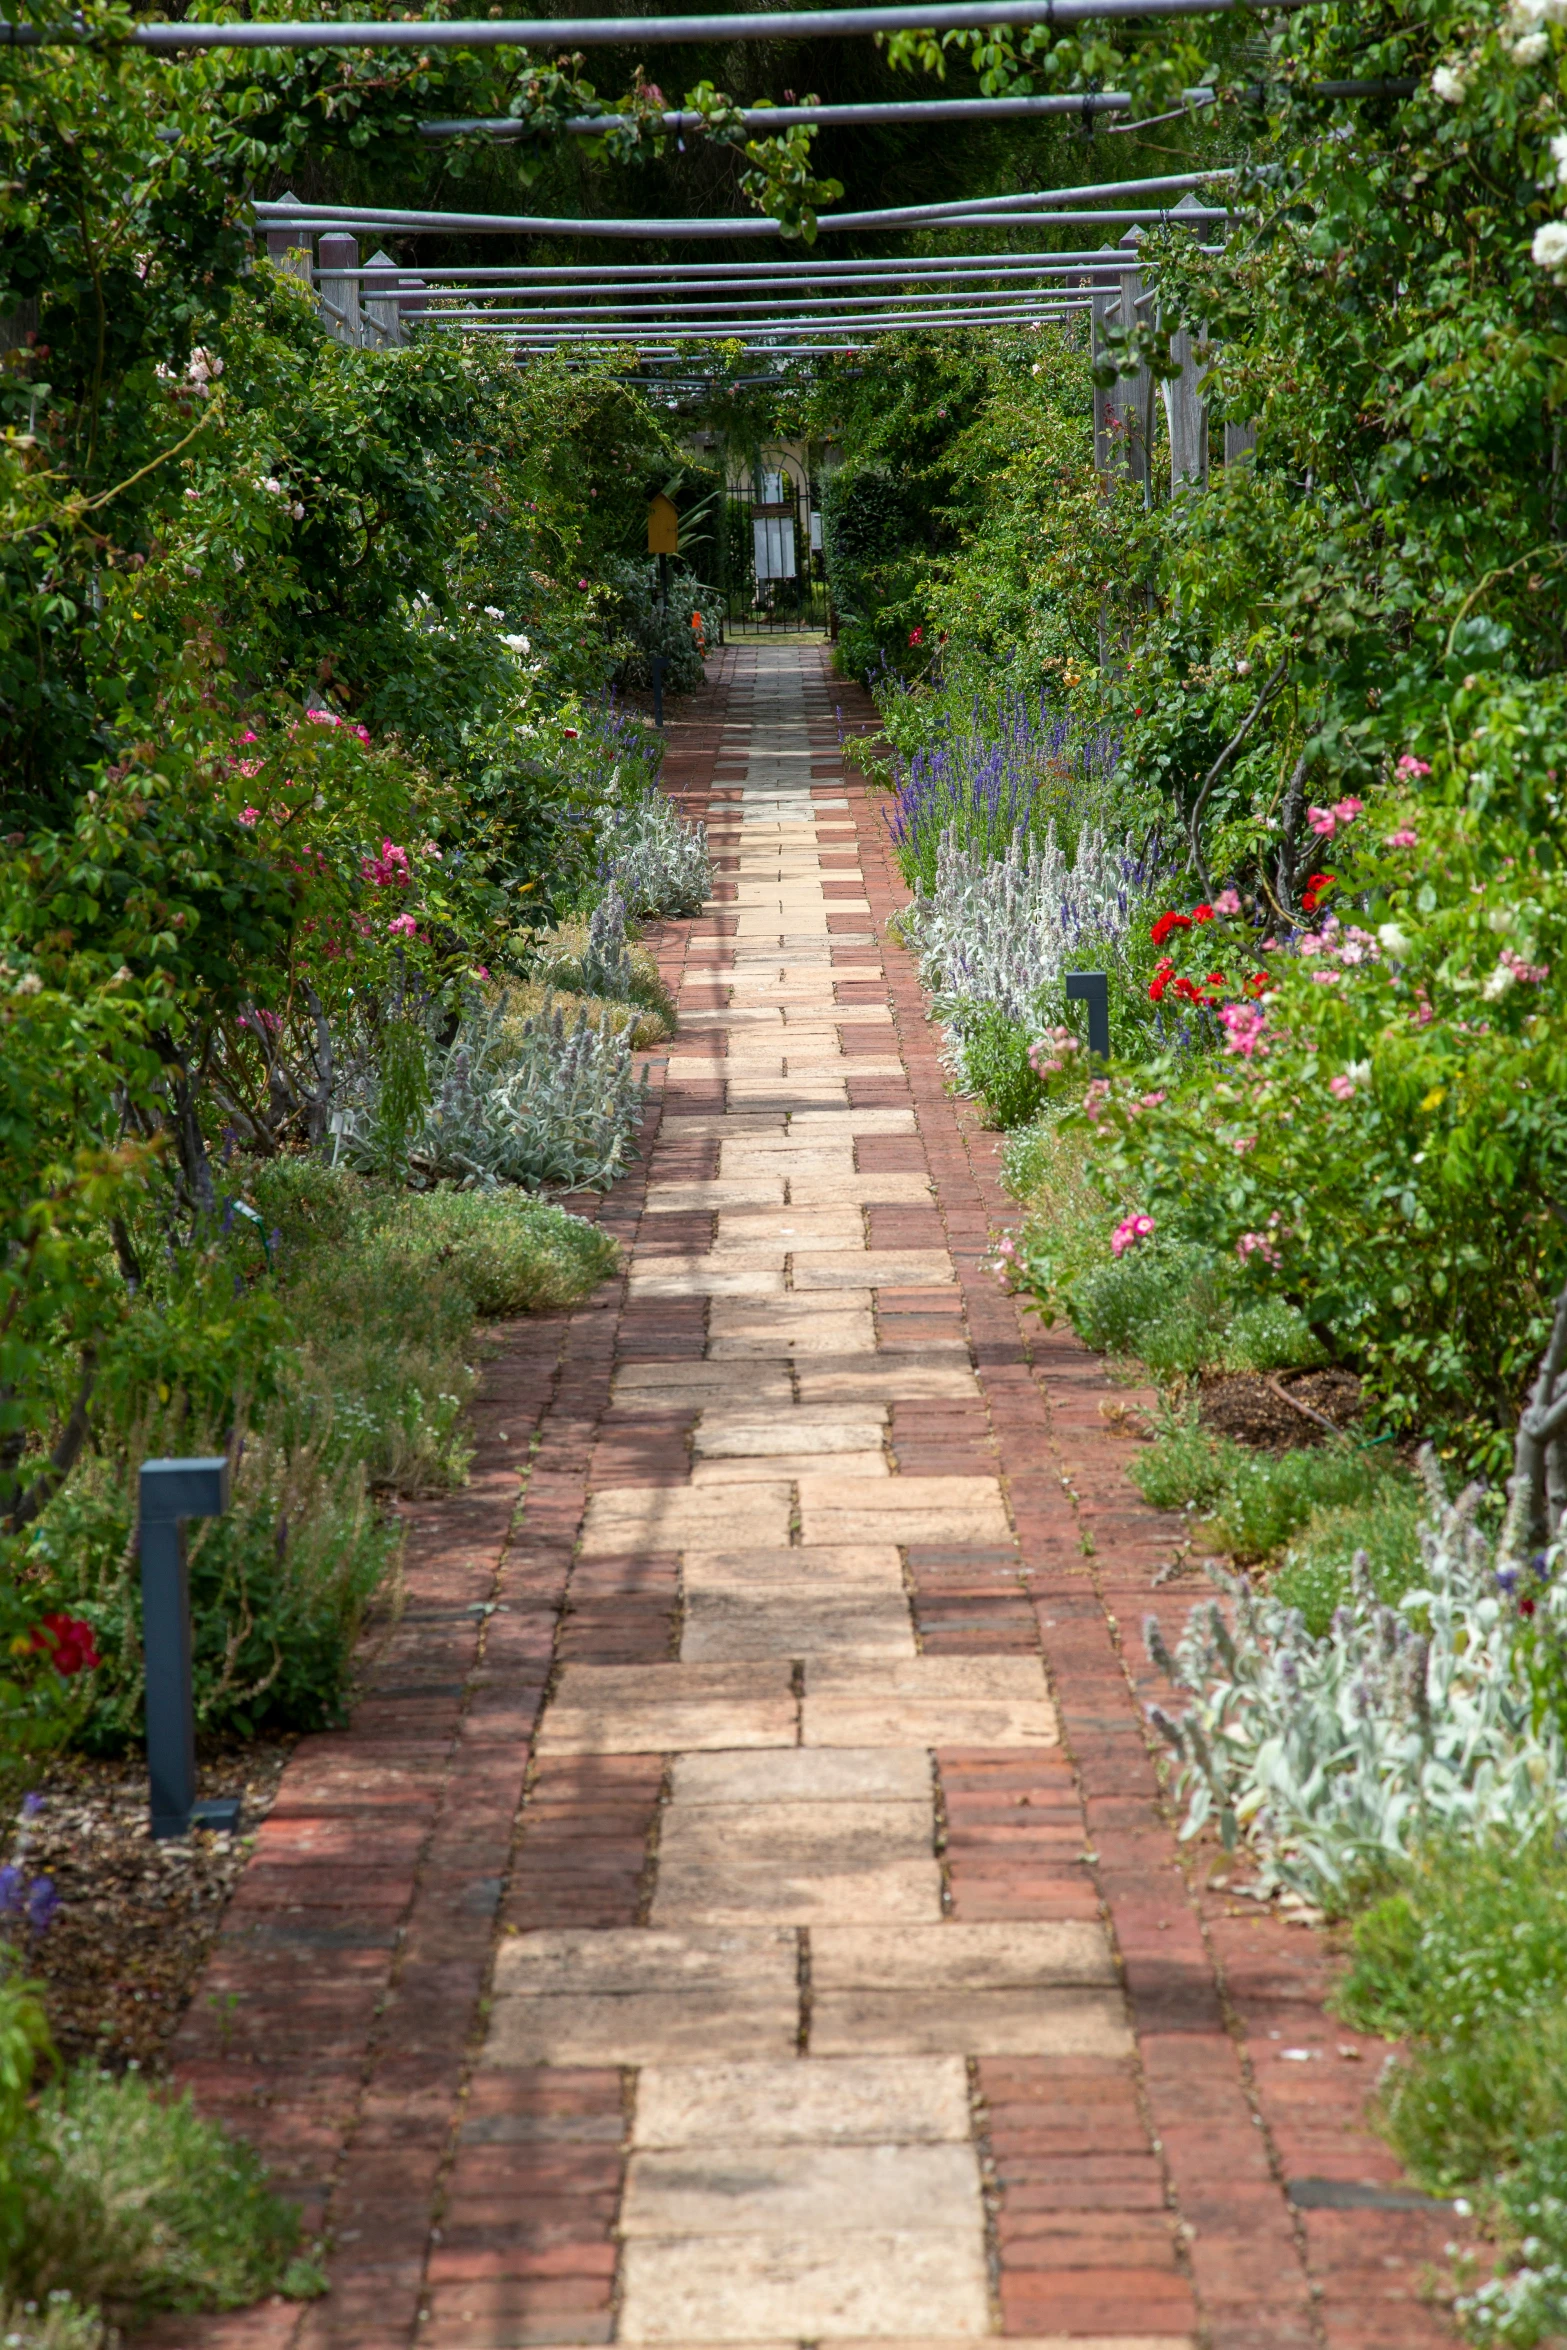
(163, 644, 1464, 2350)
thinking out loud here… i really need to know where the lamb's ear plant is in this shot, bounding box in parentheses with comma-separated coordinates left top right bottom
(334, 989, 648, 1193)
(579, 883, 636, 1001)
(600, 787, 711, 919)
(1144, 1451, 1566, 1906)
(903, 820, 1163, 1093)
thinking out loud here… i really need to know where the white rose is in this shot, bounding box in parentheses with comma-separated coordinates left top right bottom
(501, 632, 531, 653)
(263, 477, 282, 494)
(1377, 922, 1411, 955)
(1533, 219, 1567, 267)
(291, 501, 305, 520)
(1514, 29, 1552, 58)
(1482, 960, 1517, 1000)
(1552, 131, 1567, 182)
(1432, 64, 1467, 101)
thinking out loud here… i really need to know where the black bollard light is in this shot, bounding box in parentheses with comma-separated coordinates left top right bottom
(139, 1454, 240, 1840)
(1065, 970, 1111, 1062)
(650, 652, 667, 730)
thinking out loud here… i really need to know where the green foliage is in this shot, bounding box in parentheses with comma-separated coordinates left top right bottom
(9, 2066, 320, 2320)
(1069, 802, 1567, 1469)
(530, 917, 675, 1026)
(0, 2294, 105, 2350)
(10, 1171, 615, 1750)
(1270, 1489, 1425, 1637)
(1067, 1242, 1239, 1380)
(1339, 1838, 1567, 2188)
(369, 1190, 619, 1319)
(961, 1009, 1049, 1131)
(1129, 1413, 1410, 1566)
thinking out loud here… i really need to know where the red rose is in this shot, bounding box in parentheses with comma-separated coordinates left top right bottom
(1192, 905, 1215, 923)
(31, 1613, 101, 1677)
(1150, 911, 1193, 949)
(1521, 1596, 1538, 1618)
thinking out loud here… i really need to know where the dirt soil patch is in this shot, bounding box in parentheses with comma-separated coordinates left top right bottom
(1200, 1366, 1365, 1451)
(2, 1744, 290, 2071)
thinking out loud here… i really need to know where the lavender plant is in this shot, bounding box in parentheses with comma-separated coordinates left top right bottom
(888, 685, 1123, 893)
(1144, 1454, 1563, 1906)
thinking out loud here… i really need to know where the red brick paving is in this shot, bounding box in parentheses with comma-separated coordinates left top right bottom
(155, 644, 1463, 2350)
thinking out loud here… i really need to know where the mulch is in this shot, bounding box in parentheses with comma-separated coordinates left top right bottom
(1199, 1363, 1366, 1450)
(3, 1743, 290, 2070)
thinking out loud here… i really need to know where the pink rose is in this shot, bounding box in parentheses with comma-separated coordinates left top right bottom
(1111, 1212, 1155, 1258)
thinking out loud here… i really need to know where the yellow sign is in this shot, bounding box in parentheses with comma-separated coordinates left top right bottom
(647, 492, 679, 555)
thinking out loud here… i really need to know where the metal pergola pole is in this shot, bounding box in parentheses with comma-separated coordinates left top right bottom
(118, 0, 1289, 51)
(303, 248, 1216, 282)
(422, 79, 1411, 134)
(253, 169, 1233, 240)
(422, 90, 1188, 134)
(416, 284, 1115, 315)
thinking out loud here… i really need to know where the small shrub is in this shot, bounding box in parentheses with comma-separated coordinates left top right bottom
(1130, 1411, 1406, 1562)
(0, 2294, 105, 2350)
(1271, 1488, 1423, 1635)
(337, 991, 648, 1194)
(12, 2066, 321, 2319)
(529, 906, 674, 1030)
(1067, 1241, 1234, 1376)
(1220, 1300, 1327, 1374)
(961, 1008, 1048, 1129)
(373, 1191, 618, 1317)
(27, 1429, 398, 1750)
(1338, 1838, 1567, 2208)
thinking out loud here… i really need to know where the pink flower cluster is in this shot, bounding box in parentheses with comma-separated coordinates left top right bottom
(1219, 1002, 1268, 1059)
(1236, 1230, 1281, 1269)
(1501, 947, 1550, 986)
(307, 709, 372, 744)
(1028, 1027, 1080, 1079)
(1111, 1212, 1155, 1258)
(1386, 828, 1420, 848)
(1297, 917, 1379, 966)
(1082, 1078, 1113, 1124)
(363, 838, 411, 888)
(387, 912, 420, 938)
(1306, 796, 1365, 840)
(1212, 887, 1243, 915)
(1394, 755, 1431, 780)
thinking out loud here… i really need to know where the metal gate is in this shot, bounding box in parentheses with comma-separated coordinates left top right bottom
(719, 468, 829, 635)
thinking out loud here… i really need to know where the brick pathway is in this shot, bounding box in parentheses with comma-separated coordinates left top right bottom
(164, 643, 1463, 2350)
